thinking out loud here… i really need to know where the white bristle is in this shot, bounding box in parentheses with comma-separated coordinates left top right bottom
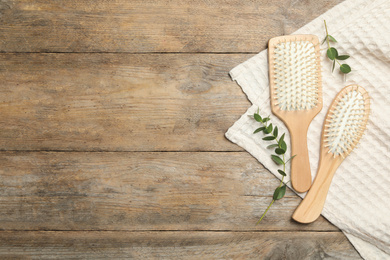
(272, 40, 320, 111)
(324, 89, 369, 157)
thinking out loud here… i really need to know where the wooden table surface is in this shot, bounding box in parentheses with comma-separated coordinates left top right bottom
(0, 0, 362, 259)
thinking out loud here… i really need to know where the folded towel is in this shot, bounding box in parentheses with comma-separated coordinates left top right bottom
(225, 0, 390, 259)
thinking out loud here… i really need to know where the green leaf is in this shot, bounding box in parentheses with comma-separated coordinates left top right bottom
(273, 185, 286, 200)
(332, 60, 335, 72)
(336, 55, 350, 60)
(327, 47, 338, 60)
(278, 170, 286, 176)
(267, 144, 279, 149)
(321, 35, 328, 45)
(328, 35, 337, 42)
(253, 127, 265, 134)
(340, 64, 351, 74)
(262, 117, 270, 123)
(264, 123, 272, 134)
(263, 136, 276, 141)
(285, 155, 297, 164)
(278, 133, 285, 148)
(275, 148, 286, 155)
(280, 140, 287, 152)
(254, 113, 262, 122)
(273, 126, 278, 138)
(271, 155, 284, 165)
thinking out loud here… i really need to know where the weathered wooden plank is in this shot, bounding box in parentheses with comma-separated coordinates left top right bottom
(0, 53, 252, 151)
(0, 0, 344, 53)
(0, 151, 337, 231)
(0, 231, 361, 259)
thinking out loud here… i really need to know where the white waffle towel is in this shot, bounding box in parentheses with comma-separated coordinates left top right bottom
(225, 0, 390, 259)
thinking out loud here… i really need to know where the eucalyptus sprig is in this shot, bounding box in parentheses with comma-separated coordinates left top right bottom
(253, 110, 295, 224)
(323, 20, 351, 74)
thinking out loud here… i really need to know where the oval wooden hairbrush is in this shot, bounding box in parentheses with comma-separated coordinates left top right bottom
(292, 85, 370, 223)
(268, 35, 323, 193)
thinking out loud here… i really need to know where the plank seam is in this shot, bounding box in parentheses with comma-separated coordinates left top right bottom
(0, 52, 259, 55)
(0, 150, 246, 153)
(0, 230, 341, 233)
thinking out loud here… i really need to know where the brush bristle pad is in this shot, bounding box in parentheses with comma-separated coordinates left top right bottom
(272, 40, 320, 111)
(324, 86, 370, 157)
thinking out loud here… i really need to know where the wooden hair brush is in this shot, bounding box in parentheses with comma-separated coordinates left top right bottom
(268, 35, 323, 193)
(293, 85, 370, 223)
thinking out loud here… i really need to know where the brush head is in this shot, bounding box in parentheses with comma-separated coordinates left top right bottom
(268, 35, 322, 111)
(323, 85, 370, 158)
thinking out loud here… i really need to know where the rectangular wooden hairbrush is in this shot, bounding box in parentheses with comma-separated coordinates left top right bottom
(268, 35, 323, 193)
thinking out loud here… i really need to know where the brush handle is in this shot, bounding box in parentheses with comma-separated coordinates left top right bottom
(292, 155, 341, 223)
(290, 123, 312, 193)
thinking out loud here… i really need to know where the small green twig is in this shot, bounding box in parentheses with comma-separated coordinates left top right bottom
(253, 110, 294, 224)
(323, 20, 351, 75)
(256, 198, 275, 224)
(324, 20, 331, 49)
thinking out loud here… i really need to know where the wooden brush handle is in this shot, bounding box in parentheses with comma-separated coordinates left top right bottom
(290, 124, 312, 193)
(292, 157, 340, 223)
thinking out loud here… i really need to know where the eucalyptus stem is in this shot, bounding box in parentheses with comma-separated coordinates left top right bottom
(324, 20, 331, 49)
(256, 175, 285, 225)
(324, 24, 342, 68)
(323, 20, 351, 74)
(256, 197, 275, 224)
(253, 110, 295, 224)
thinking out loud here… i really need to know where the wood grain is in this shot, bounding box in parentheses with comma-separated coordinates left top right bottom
(0, 0, 344, 53)
(0, 231, 361, 259)
(0, 0, 360, 257)
(0, 53, 251, 151)
(0, 151, 337, 231)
